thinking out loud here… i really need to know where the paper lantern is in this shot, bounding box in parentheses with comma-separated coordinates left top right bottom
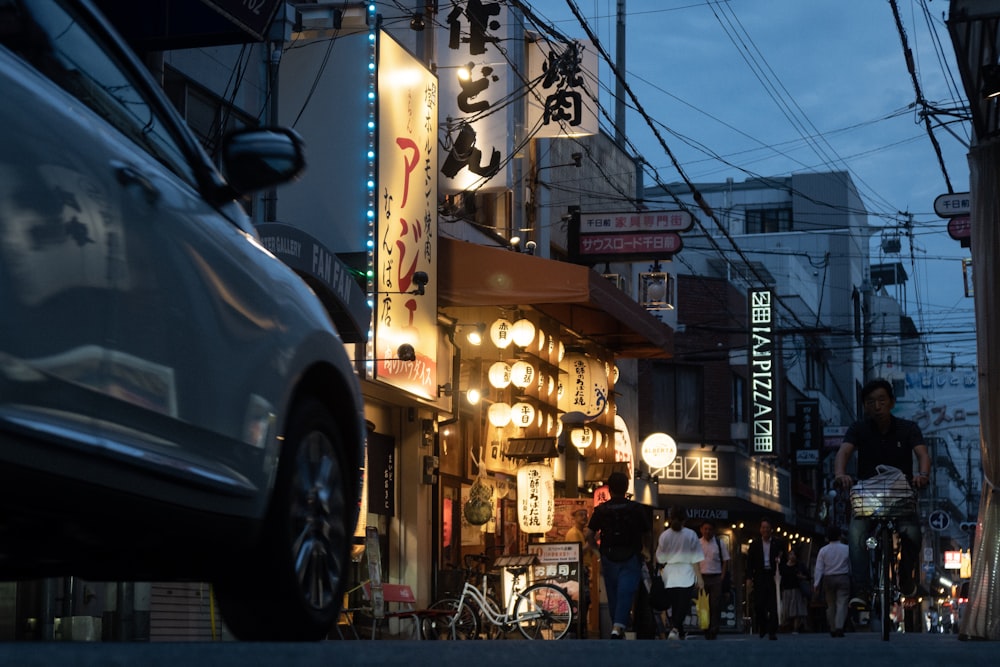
(511, 318, 536, 348)
(488, 361, 512, 389)
(558, 353, 609, 419)
(593, 485, 611, 506)
(488, 402, 512, 427)
(510, 360, 535, 388)
(489, 318, 513, 348)
(570, 426, 595, 451)
(517, 463, 554, 533)
(510, 402, 535, 428)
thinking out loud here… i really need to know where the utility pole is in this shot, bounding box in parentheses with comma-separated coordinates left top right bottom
(614, 0, 626, 146)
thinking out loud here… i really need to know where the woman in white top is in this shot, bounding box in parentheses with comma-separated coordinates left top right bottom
(655, 505, 704, 639)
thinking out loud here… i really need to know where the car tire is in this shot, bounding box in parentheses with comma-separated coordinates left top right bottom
(215, 398, 354, 640)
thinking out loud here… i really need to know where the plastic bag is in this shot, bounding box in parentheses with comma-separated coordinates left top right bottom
(695, 588, 710, 630)
(850, 464, 915, 517)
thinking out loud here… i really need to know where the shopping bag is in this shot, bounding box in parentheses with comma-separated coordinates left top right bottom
(850, 464, 915, 517)
(695, 588, 710, 630)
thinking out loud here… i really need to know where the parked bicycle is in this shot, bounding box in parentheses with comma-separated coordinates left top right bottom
(849, 474, 918, 641)
(428, 555, 573, 640)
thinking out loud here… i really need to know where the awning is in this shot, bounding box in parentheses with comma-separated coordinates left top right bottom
(670, 494, 786, 524)
(439, 238, 673, 358)
(256, 223, 370, 344)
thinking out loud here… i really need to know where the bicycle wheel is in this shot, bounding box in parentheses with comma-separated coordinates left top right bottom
(424, 598, 480, 640)
(878, 525, 892, 641)
(512, 583, 573, 640)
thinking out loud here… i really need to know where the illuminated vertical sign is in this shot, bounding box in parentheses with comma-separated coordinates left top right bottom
(749, 288, 775, 454)
(436, 0, 513, 193)
(375, 33, 439, 398)
(526, 37, 599, 137)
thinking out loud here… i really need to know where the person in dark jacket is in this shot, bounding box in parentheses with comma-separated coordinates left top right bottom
(587, 472, 652, 639)
(745, 517, 786, 639)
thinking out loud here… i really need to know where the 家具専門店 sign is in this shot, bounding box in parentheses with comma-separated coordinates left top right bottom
(569, 210, 692, 262)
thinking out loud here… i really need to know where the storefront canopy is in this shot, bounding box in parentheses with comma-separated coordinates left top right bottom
(439, 238, 674, 358)
(256, 223, 370, 344)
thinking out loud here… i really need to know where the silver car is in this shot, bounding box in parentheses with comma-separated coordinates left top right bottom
(0, 0, 365, 640)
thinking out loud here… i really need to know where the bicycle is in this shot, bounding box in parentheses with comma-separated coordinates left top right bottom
(429, 556, 573, 640)
(425, 554, 505, 639)
(849, 475, 918, 641)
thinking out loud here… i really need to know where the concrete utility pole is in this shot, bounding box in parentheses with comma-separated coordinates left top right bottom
(614, 0, 626, 146)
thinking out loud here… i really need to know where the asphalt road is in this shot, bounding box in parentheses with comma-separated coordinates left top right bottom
(0, 632, 991, 667)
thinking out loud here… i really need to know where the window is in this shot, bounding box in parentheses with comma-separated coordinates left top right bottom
(732, 374, 746, 423)
(163, 66, 256, 157)
(24, 0, 195, 185)
(744, 207, 792, 234)
(642, 363, 703, 441)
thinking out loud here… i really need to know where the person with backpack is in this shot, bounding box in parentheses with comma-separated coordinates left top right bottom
(656, 505, 705, 640)
(587, 471, 652, 639)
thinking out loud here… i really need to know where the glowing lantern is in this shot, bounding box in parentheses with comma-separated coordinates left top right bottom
(490, 318, 513, 348)
(570, 426, 595, 452)
(488, 361, 512, 389)
(511, 319, 536, 348)
(593, 485, 610, 506)
(558, 353, 609, 419)
(510, 402, 536, 428)
(517, 463, 554, 533)
(488, 402, 512, 427)
(510, 360, 535, 388)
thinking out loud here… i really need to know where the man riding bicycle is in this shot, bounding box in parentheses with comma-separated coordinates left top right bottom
(833, 379, 931, 601)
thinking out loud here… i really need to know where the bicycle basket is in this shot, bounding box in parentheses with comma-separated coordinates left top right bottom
(849, 466, 917, 517)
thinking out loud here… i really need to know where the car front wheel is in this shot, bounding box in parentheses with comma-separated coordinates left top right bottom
(215, 398, 353, 640)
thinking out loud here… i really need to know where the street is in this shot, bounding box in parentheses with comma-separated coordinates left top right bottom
(0, 632, 989, 667)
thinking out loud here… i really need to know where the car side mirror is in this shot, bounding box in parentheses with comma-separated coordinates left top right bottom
(221, 127, 306, 194)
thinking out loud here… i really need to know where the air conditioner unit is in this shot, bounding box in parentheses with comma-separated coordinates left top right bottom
(602, 273, 628, 291)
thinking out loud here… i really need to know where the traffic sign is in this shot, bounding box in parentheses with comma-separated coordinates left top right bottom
(928, 509, 951, 532)
(934, 192, 971, 218)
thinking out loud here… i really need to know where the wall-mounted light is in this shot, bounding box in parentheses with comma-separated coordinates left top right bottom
(462, 322, 486, 346)
(438, 383, 482, 405)
(376, 271, 430, 296)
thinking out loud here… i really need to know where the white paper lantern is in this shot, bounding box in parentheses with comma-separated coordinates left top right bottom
(558, 353, 609, 419)
(570, 426, 595, 451)
(517, 463, 554, 533)
(511, 319, 536, 348)
(488, 402, 512, 427)
(510, 360, 535, 388)
(511, 402, 536, 428)
(490, 318, 513, 348)
(488, 361, 512, 389)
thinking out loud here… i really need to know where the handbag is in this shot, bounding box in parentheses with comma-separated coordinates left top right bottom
(648, 566, 669, 611)
(695, 588, 710, 630)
